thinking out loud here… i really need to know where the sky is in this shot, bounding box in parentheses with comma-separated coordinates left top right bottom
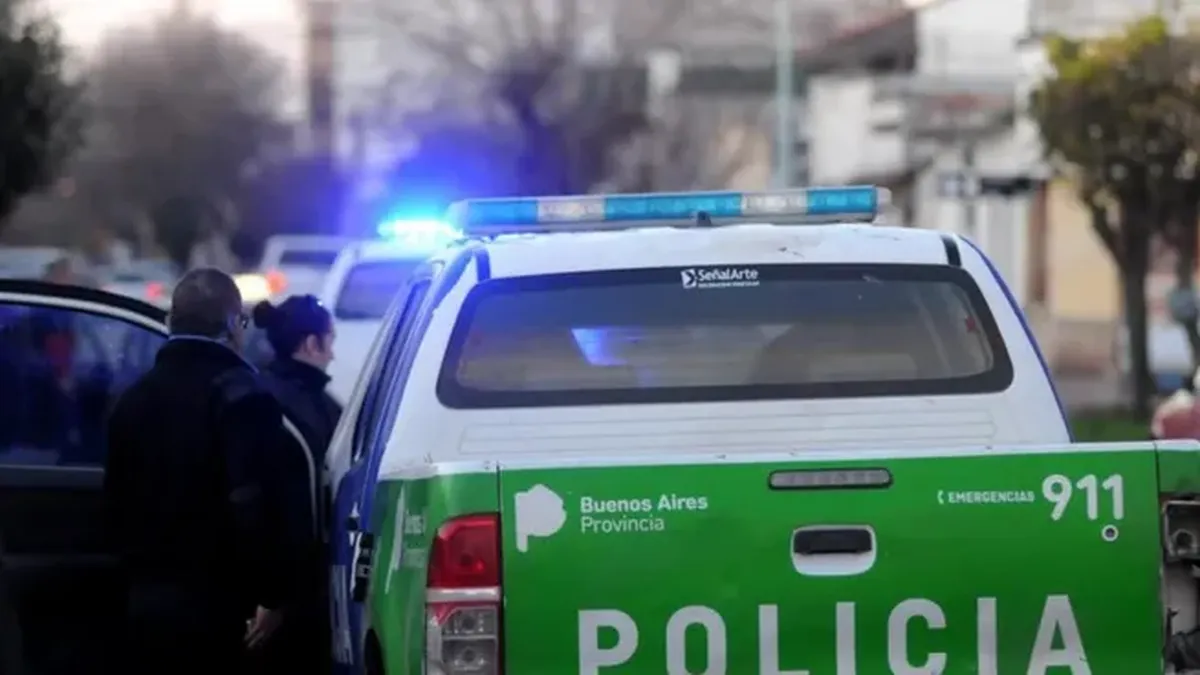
(44, 0, 303, 54)
(43, 0, 308, 116)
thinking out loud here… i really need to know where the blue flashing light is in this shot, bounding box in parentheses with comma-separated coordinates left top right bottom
(450, 186, 883, 231)
(376, 218, 462, 250)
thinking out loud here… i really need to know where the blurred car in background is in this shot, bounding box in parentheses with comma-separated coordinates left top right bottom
(233, 271, 277, 306)
(257, 234, 352, 298)
(318, 220, 459, 402)
(97, 259, 177, 308)
(0, 247, 76, 280)
(231, 272, 281, 368)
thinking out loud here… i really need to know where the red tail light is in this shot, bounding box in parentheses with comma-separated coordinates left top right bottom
(266, 270, 288, 295)
(146, 282, 164, 300)
(429, 514, 500, 588)
(426, 513, 502, 675)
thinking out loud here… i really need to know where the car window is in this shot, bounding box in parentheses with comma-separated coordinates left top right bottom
(438, 264, 1013, 408)
(351, 280, 431, 463)
(335, 259, 424, 321)
(0, 303, 166, 467)
(280, 250, 341, 269)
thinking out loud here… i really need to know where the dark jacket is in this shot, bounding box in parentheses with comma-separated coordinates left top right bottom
(261, 357, 342, 469)
(261, 357, 341, 540)
(253, 357, 343, 674)
(103, 338, 309, 623)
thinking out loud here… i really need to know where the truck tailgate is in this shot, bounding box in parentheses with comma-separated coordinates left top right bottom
(498, 449, 1162, 673)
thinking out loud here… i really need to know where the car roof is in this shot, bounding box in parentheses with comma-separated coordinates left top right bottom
(265, 234, 351, 248)
(448, 223, 952, 278)
(339, 240, 443, 264)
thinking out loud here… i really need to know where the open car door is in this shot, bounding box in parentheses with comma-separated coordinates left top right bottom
(0, 280, 167, 675)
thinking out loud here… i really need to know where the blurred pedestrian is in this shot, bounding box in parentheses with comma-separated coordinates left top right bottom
(247, 295, 342, 675)
(103, 268, 308, 675)
(1152, 369, 1200, 440)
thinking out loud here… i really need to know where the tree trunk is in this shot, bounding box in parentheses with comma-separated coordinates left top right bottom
(1123, 262, 1153, 419)
(1122, 226, 1154, 420)
(1174, 204, 1200, 373)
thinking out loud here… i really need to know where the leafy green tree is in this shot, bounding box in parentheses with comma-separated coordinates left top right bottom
(0, 0, 81, 235)
(1030, 17, 1200, 416)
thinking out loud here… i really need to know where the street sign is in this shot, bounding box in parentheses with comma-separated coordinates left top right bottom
(980, 176, 1037, 196)
(939, 172, 1038, 199)
(938, 171, 980, 199)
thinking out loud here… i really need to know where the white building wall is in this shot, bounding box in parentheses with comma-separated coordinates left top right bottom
(332, 2, 410, 171)
(806, 76, 905, 184)
(908, 0, 1036, 303)
(915, 129, 1036, 305)
(915, 0, 1028, 76)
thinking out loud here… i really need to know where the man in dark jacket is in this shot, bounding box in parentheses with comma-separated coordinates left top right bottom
(103, 268, 309, 675)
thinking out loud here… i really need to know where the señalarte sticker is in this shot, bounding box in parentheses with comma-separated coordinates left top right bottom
(680, 267, 760, 289)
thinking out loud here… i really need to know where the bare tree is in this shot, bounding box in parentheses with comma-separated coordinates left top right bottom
(357, 0, 770, 195)
(0, 0, 81, 238)
(78, 8, 288, 265)
(612, 95, 771, 193)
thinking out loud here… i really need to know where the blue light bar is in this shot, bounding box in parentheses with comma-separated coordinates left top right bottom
(376, 218, 462, 250)
(447, 187, 886, 234)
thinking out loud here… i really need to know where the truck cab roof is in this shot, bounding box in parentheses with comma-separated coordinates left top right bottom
(463, 222, 953, 276)
(321, 188, 1069, 483)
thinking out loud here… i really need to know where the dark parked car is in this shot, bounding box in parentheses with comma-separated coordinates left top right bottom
(0, 280, 170, 675)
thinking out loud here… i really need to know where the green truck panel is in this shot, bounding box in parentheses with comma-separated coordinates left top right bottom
(360, 443, 1200, 673)
(498, 449, 1161, 674)
(369, 472, 499, 674)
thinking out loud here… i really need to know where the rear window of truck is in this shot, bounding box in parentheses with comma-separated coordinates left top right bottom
(335, 259, 424, 320)
(437, 264, 1014, 408)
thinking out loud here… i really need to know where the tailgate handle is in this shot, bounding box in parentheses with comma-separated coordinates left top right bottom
(793, 527, 873, 555)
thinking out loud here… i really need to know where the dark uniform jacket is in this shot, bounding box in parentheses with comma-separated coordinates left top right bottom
(262, 357, 342, 471)
(254, 357, 343, 675)
(103, 338, 310, 627)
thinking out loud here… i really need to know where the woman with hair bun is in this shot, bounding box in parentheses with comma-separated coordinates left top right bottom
(252, 295, 342, 449)
(249, 294, 341, 675)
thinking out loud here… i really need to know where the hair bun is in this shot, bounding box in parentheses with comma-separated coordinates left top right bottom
(252, 300, 278, 329)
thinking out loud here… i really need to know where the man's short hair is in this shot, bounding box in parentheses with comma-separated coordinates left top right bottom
(168, 268, 243, 338)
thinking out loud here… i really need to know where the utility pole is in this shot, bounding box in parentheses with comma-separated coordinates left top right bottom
(961, 136, 978, 239)
(774, 0, 794, 188)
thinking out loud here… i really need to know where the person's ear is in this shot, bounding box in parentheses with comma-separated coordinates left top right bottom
(303, 334, 321, 354)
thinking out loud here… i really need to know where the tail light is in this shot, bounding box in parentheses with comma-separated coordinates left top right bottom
(426, 513, 502, 675)
(266, 270, 288, 295)
(146, 282, 164, 301)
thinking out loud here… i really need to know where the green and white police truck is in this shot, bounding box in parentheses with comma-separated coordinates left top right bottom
(322, 186, 1200, 675)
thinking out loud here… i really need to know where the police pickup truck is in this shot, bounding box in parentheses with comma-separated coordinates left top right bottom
(321, 186, 1200, 675)
(1, 187, 1193, 675)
